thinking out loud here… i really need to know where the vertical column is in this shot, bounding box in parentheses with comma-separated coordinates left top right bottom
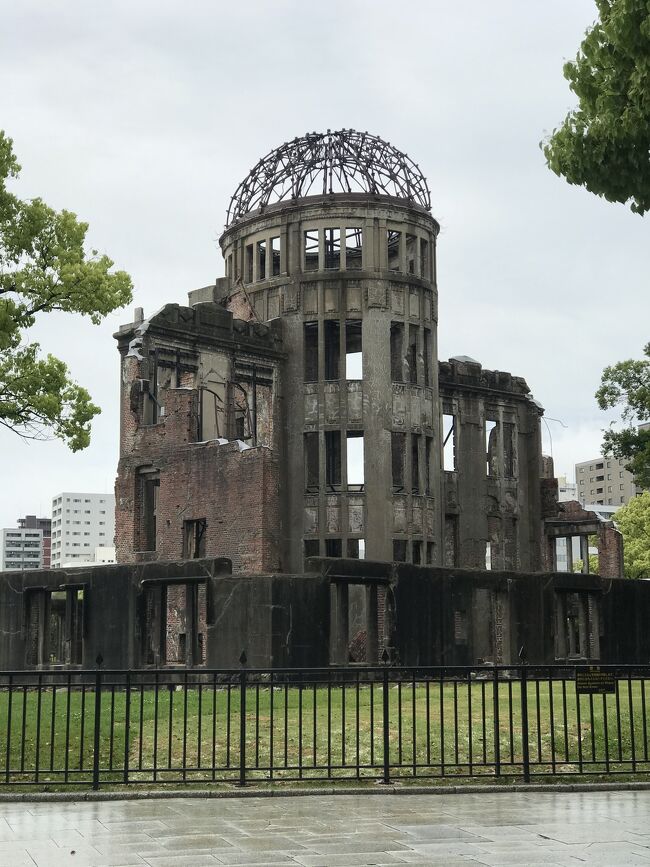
(366, 583, 378, 663)
(280, 225, 290, 275)
(288, 222, 301, 275)
(565, 537, 573, 572)
(580, 535, 590, 573)
(335, 582, 349, 664)
(318, 227, 325, 272)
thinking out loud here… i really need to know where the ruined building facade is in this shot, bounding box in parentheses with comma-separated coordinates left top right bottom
(0, 130, 632, 675)
(115, 130, 568, 575)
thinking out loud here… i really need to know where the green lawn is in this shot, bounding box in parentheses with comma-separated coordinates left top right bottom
(0, 678, 649, 787)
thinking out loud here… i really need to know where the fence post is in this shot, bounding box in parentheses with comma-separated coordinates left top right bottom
(92, 654, 103, 791)
(382, 649, 390, 784)
(239, 651, 247, 786)
(520, 665, 530, 783)
(123, 671, 131, 784)
(493, 665, 500, 777)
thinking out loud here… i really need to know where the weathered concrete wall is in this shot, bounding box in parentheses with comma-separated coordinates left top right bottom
(439, 357, 546, 573)
(1, 556, 649, 672)
(219, 194, 442, 574)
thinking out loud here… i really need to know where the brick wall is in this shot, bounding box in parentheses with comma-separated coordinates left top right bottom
(116, 440, 281, 573)
(598, 523, 624, 579)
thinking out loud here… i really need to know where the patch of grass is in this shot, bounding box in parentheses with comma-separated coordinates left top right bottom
(1, 678, 649, 788)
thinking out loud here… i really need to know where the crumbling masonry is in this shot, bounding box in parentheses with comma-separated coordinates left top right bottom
(115, 130, 622, 583)
(1, 129, 632, 674)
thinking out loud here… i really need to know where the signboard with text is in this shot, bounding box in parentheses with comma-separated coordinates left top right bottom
(575, 666, 617, 695)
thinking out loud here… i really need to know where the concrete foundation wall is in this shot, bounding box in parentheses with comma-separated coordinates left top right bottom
(1, 557, 648, 672)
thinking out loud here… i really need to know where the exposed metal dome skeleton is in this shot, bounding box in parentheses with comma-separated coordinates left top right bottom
(225, 129, 431, 227)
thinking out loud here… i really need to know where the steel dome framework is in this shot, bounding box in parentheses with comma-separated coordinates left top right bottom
(225, 129, 431, 227)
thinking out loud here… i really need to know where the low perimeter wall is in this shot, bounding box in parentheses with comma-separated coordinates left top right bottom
(0, 557, 648, 671)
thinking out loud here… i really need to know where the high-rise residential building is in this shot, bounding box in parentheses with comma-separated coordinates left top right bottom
(50, 493, 115, 568)
(17, 515, 52, 567)
(1, 515, 52, 572)
(575, 456, 640, 506)
(1, 526, 43, 571)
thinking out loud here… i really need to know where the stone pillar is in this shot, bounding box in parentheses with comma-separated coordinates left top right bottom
(580, 535, 590, 573)
(366, 583, 378, 664)
(335, 582, 349, 664)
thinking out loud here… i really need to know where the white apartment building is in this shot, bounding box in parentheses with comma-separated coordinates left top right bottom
(557, 475, 578, 502)
(50, 492, 115, 568)
(60, 545, 117, 568)
(575, 456, 639, 506)
(1, 527, 43, 571)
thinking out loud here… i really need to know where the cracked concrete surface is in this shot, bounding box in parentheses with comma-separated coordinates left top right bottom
(1, 790, 650, 865)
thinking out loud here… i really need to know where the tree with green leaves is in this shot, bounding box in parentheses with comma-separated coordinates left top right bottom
(596, 343, 650, 488)
(0, 131, 132, 450)
(615, 491, 650, 578)
(543, 0, 650, 215)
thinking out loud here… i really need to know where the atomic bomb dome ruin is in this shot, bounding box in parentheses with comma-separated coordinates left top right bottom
(1, 131, 639, 673)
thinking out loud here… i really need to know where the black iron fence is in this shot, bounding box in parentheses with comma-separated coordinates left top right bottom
(1, 663, 649, 789)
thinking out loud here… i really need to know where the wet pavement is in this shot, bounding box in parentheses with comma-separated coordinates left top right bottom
(1, 789, 650, 865)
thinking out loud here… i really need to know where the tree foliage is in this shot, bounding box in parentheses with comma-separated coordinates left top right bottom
(615, 491, 650, 578)
(596, 343, 650, 488)
(0, 131, 132, 450)
(543, 0, 650, 214)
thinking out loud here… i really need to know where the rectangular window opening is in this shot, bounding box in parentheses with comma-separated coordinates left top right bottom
(271, 236, 280, 276)
(304, 431, 319, 492)
(142, 476, 160, 552)
(393, 539, 407, 562)
(182, 518, 206, 559)
(387, 230, 401, 271)
(347, 538, 366, 558)
(391, 432, 406, 492)
(304, 230, 319, 272)
(423, 328, 432, 387)
(443, 413, 456, 471)
(256, 239, 266, 281)
(304, 539, 320, 562)
(390, 322, 404, 382)
(324, 320, 340, 380)
(325, 538, 342, 557)
(25, 587, 85, 667)
(325, 430, 342, 489)
(142, 581, 206, 668)
(420, 238, 429, 279)
(426, 541, 434, 564)
(346, 431, 364, 491)
(345, 320, 362, 379)
(324, 228, 341, 270)
(425, 436, 434, 495)
(485, 419, 498, 477)
(345, 227, 362, 270)
(412, 540, 422, 565)
(485, 541, 492, 570)
(304, 322, 318, 382)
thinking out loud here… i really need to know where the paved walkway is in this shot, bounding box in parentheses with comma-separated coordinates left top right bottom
(1, 790, 650, 866)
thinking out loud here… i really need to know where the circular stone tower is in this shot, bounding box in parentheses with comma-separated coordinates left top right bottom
(219, 130, 441, 573)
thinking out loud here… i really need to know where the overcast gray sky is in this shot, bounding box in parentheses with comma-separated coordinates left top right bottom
(1, 0, 648, 529)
